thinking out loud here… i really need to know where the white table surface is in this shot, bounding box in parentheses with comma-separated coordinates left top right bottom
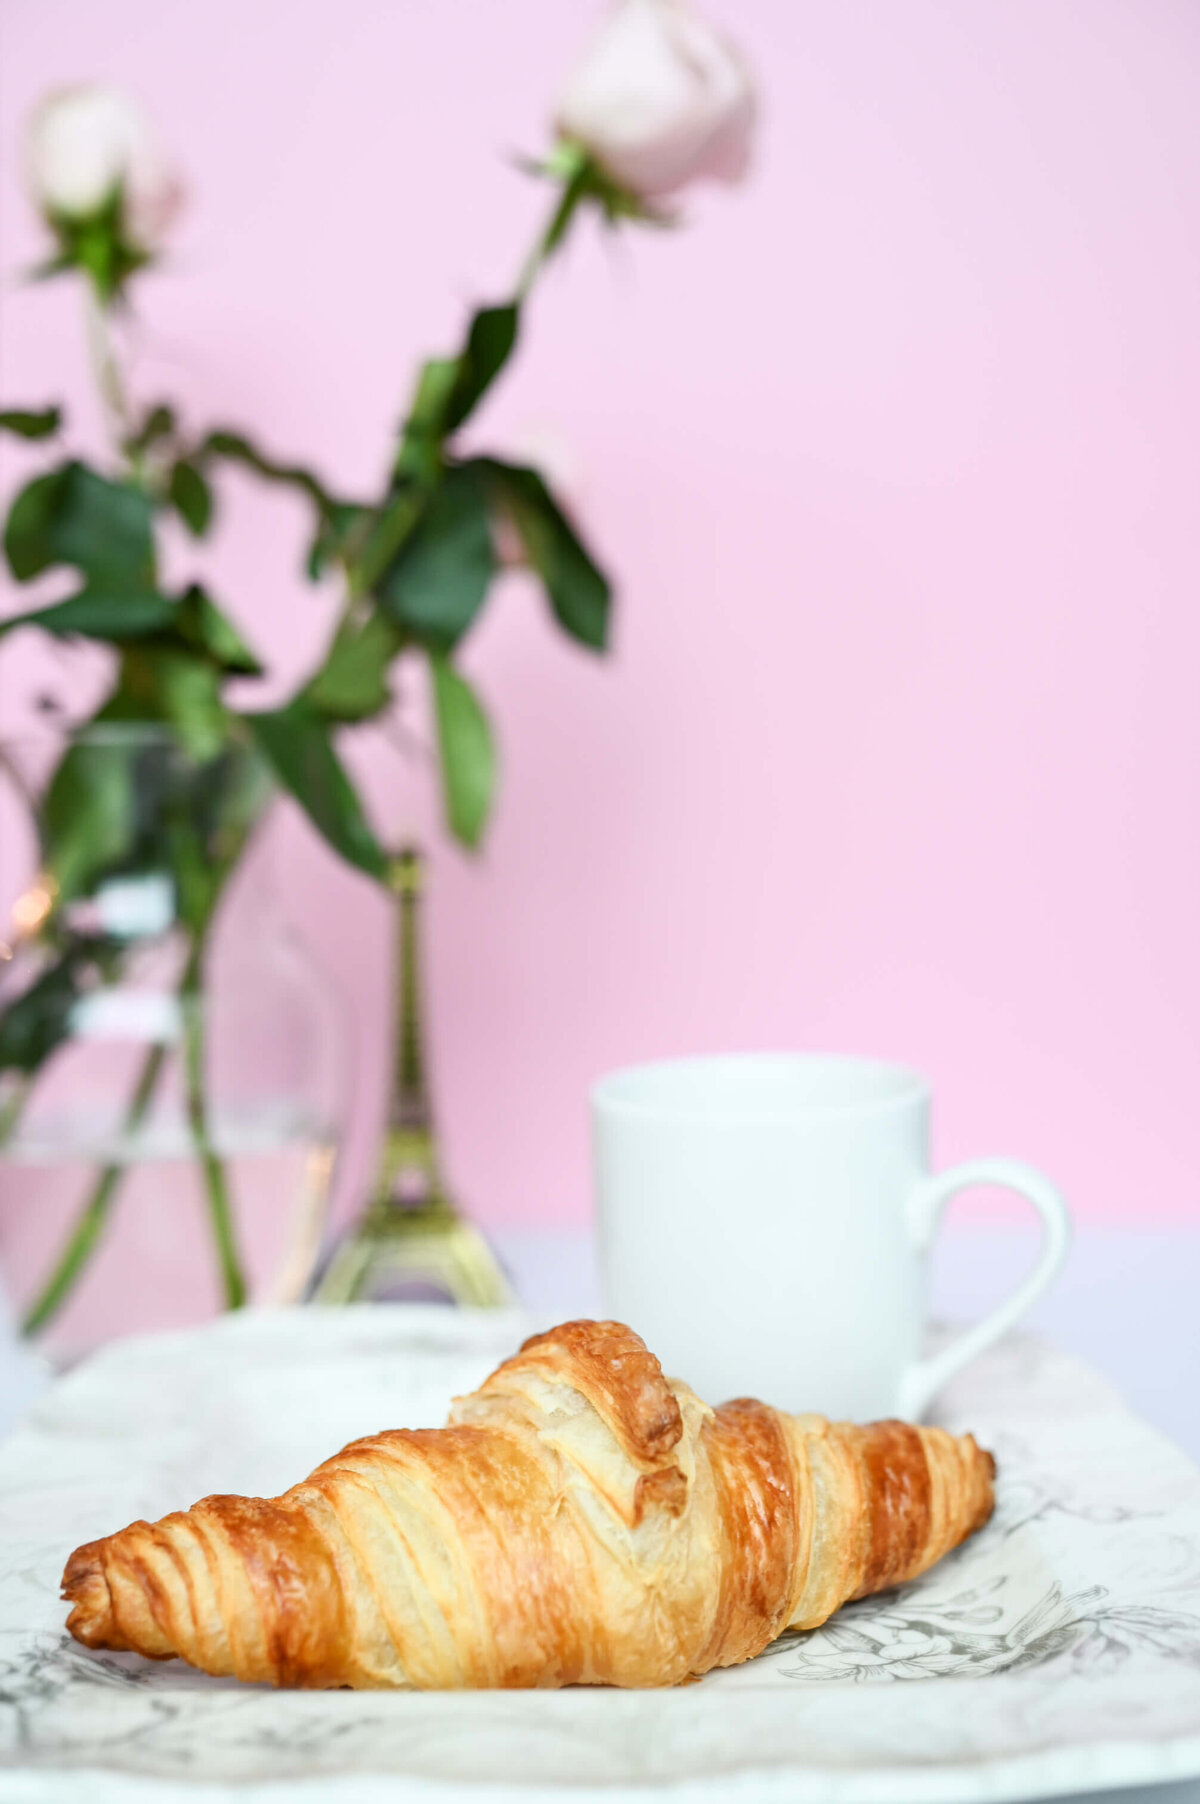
(1, 1222, 1198, 1804)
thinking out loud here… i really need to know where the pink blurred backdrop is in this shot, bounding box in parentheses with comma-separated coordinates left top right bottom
(2, 0, 1199, 1305)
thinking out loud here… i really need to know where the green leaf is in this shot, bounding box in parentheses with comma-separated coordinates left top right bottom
(3, 461, 155, 586)
(477, 458, 610, 650)
(430, 656, 496, 849)
(0, 951, 84, 1074)
(395, 306, 520, 482)
(375, 463, 495, 651)
(306, 608, 404, 722)
(40, 737, 140, 901)
(4, 469, 69, 581)
(64, 468, 155, 579)
(174, 583, 263, 676)
(159, 746, 272, 934)
(28, 708, 262, 934)
(125, 403, 175, 457)
(0, 585, 176, 642)
(98, 639, 231, 764)
(139, 649, 228, 762)
(444, 304, 520, 433)
(168, 460, 213, 537)
(55, 465, 154, 577)
(248, 703, 387, 879)
(0, 406, 62, 441)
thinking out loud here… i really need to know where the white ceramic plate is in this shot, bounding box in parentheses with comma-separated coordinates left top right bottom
(2, 1307, 1200, 1804)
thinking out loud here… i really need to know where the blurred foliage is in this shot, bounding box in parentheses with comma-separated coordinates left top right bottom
(0, 146, 627, 1115)
(0, 149, 617, 1031)
(0, 129, 655, 1332)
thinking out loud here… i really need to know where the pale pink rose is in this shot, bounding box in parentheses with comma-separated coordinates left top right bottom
(555, 0, 755, 200)
(27, 86, 182, 249)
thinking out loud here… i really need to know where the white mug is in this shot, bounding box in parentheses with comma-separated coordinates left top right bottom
(592, 1053, 1070, 1420)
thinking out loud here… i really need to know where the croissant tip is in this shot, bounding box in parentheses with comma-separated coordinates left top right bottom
(61, 1540, 116, 1648)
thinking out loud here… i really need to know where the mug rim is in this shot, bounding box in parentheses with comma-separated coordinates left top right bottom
(591, 1052, 930, 1122)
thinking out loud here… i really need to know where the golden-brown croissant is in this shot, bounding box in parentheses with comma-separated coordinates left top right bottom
(62, 1319, 995, 1689)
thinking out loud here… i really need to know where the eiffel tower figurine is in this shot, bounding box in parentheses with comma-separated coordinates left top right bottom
(312, 847, 513, 1307)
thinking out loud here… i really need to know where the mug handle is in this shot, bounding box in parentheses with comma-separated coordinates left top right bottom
(897, 1157, 1071, 1420)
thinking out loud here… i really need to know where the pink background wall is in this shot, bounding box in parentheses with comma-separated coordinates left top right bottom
(3, 0, 1199, 1286)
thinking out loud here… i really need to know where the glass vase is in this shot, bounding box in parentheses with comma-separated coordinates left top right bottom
(0, 726, 343, 1356)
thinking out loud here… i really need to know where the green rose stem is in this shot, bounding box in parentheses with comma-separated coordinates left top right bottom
(20, 1038, 168, 1337)
(19, 926, 250, 1336)
(515, 141, 591, 302)
(0, 1075, 31, 1153)
(83, 283, 132, 450)
(0, 763, 40, 1156)
(180, 955, 246, 1311)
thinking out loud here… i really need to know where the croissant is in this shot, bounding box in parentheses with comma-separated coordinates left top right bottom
(62, 1318, 994, 1689)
